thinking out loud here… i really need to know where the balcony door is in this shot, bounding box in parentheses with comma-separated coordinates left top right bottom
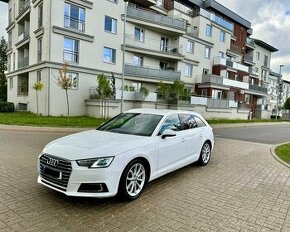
(160, 37, 169, 52)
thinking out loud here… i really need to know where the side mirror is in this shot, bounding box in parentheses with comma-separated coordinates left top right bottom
(161, 129, 176, 139)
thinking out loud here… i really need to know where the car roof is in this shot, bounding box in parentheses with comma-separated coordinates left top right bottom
(125, 108, 201, 117)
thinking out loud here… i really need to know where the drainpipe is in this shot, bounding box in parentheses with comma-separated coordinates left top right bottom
(47, 0, 52, 116)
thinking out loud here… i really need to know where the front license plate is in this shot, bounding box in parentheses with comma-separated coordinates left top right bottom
(43, 166, 61, 179)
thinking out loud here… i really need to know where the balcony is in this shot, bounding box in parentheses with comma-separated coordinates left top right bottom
(190, 96, 238, 109)
(201, 74, 223, 85)
(228, 44, 241, 55)
(246, 38, 255, 49)
(133, 0, 156, 7)
(18, 56, 29, 69)
(249, 67, 259, 77)
(18, 0, 30, 18)
(126, 7, 187, 34)
(125, 64, 181, 82)
(243, 54, 255, 65)
(124, 34, 183, 60)
(199, 8, 234, 32)
(248, 84, 267, 95)
(214, 57, 249, 73)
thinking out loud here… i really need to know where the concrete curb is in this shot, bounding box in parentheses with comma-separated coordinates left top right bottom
(270, 143, 290, 168)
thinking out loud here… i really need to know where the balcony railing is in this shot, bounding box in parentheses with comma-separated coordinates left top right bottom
(18, 56, 29, 68)
(201, 74, 223, 85)
(214, 57, 249, 73)
(64, 16, 85, 32)
(249, 84, 267, 94)
(125, 64, 180, 81)
(19, 0, 30, 16)
(18, 85, 28, 96)
(244, 54, 254, 63)
(127, 6, 187, 32)
(229, 44, 241, 54)
(125, 34, 182, 56)
(246, 38, 255, 47)
(18, 28, 29, 42)
(63, 50, 79, 63)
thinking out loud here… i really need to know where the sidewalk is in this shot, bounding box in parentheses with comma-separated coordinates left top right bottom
(0, 121, 289, 133)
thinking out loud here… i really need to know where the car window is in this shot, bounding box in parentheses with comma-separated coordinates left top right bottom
(194, 116, 206, 127)
(159, 114, 181, 135)
(178, 114, 197, 130)
(97, 113, 163, 136)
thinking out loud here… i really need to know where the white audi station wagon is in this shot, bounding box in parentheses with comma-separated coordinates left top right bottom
(38, 109, 214, 200)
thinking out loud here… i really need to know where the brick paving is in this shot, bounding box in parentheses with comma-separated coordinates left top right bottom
(0, 130, 289, 231)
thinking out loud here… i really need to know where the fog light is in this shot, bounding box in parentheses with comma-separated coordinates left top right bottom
(78, 183, 108, 193)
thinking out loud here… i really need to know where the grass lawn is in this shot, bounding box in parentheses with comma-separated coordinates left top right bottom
(0, 112, 106, 128)
(275, 144, 290, 164)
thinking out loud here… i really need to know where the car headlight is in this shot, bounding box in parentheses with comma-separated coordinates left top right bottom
(76, 157, 114, 168)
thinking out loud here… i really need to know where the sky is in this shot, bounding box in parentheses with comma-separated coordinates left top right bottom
(0, 0, 289, 80)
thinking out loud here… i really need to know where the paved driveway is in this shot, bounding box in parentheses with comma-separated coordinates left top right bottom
(0, 128, 289, 231)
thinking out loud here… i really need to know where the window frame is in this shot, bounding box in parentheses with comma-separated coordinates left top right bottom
(219, 30, 225, 42)
(103, 47, 116, 64)
(104, 15, 117, 34)
(206, 24, 212, 37)
(204, 46, 211, 59)
(184, 63, 193, 77)
(63, 37, 79, 64)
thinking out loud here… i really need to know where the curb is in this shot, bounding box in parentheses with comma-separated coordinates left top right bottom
(270, 143, 290, 168)
(0, 125, 90, 133)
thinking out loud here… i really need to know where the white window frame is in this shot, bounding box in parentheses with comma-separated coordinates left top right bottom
(9, 77, 13, 90)
(103, 47, 116, 64)
(134, 27, 144, 42)
(184, 63, 193, 77)
(204, 46, 211, 59)
(64, 3, 85, 32)
(220, 30, 225, 42)
(63, 37, 79, 63)
(133, 55, 143, 67)
(206, 24, 212, 37)
(68, 72, 79, 90)
(186, 40, 194, 53)
(37, 70, 42, 82)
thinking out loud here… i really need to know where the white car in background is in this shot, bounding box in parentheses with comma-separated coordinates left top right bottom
(38, 109, 214, 200)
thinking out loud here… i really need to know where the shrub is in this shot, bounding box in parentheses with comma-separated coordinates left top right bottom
(0, 102, 15, 112)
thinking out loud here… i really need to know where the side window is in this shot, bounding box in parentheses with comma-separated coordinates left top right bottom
(159, 114, 180, 134)
(179, 114, 197, 130)
(193, 116, 206, 127)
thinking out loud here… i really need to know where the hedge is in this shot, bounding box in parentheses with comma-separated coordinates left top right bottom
(0, 102, 15, 112)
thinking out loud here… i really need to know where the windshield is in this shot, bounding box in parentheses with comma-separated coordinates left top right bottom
(97, 113, 163, 136)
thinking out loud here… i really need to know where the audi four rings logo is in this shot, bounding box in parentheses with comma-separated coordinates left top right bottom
(46, 157, 59, 167)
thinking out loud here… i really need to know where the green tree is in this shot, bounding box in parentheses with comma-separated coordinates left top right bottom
(171, 80, 185, 101)
(157, 81, 169, 100)
(55, 63, 73, 121)
(0, 37, 7, 102)
(32, 81, 44, 115)
(96, 74, 112, 118)
(284, 97, 290, 110)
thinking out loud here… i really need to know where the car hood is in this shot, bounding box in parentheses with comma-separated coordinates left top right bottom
(43, 130, 153, 160)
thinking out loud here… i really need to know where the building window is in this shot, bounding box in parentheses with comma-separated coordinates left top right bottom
(256, 51, 260, 61)
(204, 46, 211, 59)
(184, 63, 193, 77)
(103, 47, 116, 64)
(220, 30, 225, 42)
(9, 77, 13, 89)
(245, 94, 250, 104)
(38, 4, 43, 28)
(160, 37, 169, 52)
(134, 27, 144, 42)
(201, 89, 207, 97)
(160, 61, 168, 70)
(219, 51, 224, 58)
(37, 70, 42, 82)
(203, 68, 209, 75)
(13, 53, 15, 70)
(8, 32, 12, 49)
(37, 38, 42, 62)
(64, 37, 79, 63)
(255, 67, 259, 74)
(7, 55, 11, 72)
(8, 8, 12, 24)
(206, 24, 212, 37)
(212, 89, 222, 99)
(186, 40, 194, 53)
(261, 69, 267, 82)
(68, 72, 78, 90)
(264, 55, 268, 67)
(133, 55, 143, 66)
(104, 16, 117, 34)
(64, 3, 85, 32)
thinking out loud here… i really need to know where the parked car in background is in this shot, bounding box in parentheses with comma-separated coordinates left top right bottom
(38, 109, 214, 200)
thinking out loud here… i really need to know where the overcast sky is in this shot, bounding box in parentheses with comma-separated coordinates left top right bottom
(0, 0, 289, 80)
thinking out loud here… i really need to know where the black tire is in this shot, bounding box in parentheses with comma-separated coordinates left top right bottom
(198, 142, 211, 166)
(118, 159, 147, 201)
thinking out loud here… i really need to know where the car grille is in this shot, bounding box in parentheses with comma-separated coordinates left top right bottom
(39, 154, 72, 191)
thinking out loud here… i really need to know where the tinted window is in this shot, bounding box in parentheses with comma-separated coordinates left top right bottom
(159, 114, 181, 134)
(97, 113, 163, 136)
(179, 114, 197, 130)
(194, 116, 206, 127)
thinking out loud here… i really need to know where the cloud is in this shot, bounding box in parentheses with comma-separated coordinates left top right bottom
(0, 2, 8, 39)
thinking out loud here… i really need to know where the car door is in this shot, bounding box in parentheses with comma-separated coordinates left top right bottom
(179, 114, 205, 161)
(157, 114, 187, 176)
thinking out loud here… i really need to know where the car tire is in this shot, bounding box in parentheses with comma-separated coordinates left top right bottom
(118, 159, 147, 201)
(198, 142, 211, 166)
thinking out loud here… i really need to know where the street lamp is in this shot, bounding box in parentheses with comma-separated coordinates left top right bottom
(275, 64, 284, 120)
(121, 0, 129, 113)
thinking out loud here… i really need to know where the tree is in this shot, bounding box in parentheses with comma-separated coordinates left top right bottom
(284, 98, 290, 110)
(96, 74, 112, 118)
(32, 81, 44, 115)
(157, 81, 169, 100)
(55, 63, 73, 121)
(140, 86, 149, 99)
(171, 80, 185, 101)
(0, 37, 7, 102)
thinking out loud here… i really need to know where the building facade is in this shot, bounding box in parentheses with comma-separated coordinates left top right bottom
(1, 0, 282, 119)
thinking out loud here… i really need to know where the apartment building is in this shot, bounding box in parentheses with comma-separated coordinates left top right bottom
(1, 0, 279, 119)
